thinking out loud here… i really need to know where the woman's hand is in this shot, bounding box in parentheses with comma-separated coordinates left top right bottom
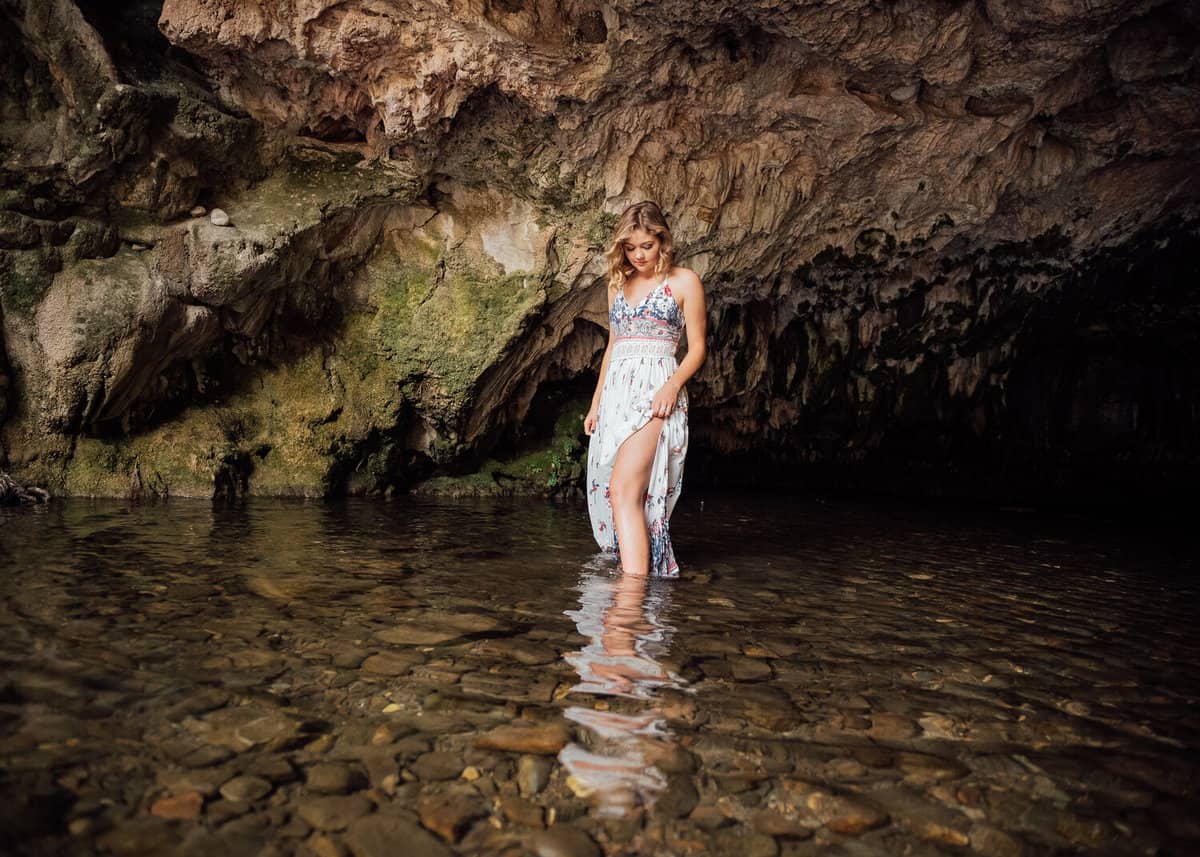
(650, 382, 680, 419)
(583, 407, 600, 435)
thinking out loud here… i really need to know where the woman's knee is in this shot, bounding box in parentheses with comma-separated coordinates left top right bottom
(608, 476, 643, 509)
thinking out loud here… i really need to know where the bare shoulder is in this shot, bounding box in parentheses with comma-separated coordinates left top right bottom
(669, 266, 704, 297)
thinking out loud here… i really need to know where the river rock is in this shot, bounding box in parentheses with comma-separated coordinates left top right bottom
(307, 763, 368, 794)
(219, 775, 272, 803)
(476, 723, 569, 755)
(151, 791, 204, 820)
(517, 755, 553, 797)
(410, 751, 463, 781)
(418, 789, 488, 842)
(528, 825, 601, 857)
(209, 208, 230, 226)
(344, 814, 454, 857)
(297, 795, 373, 831)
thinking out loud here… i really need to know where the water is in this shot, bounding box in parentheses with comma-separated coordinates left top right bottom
(0, 495, 1197, 856)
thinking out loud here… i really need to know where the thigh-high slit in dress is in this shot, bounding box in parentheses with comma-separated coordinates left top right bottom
(586, 276, 688, 578)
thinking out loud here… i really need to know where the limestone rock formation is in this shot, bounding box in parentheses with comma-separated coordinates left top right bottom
(1, 0, 1197, 502)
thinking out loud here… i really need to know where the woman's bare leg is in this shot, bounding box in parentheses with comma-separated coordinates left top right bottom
(608, 417, 664, 576)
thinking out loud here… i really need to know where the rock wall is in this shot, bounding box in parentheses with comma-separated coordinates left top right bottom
(1, 0, 1198, 503)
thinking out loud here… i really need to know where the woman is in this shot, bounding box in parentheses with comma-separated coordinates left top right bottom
(584, 201, 707, 577)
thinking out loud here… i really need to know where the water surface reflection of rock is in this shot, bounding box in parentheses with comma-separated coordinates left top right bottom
(559, 568, 689, 817)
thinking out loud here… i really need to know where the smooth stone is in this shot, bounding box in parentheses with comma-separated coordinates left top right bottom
(244, 755, 298, 784)
(166, 689, 231, 721)
(180, 744, 236, 768)
(206, 799, 251, 824)
(656, 776, 699, 818)
(151, 791, 204, 820)
(159, 767, 230, 797)
(410, 751, 463, 781)
(344, 814, 454, 857)
(332, 648, 369, 669)
(219, 775, 272, 803)
(210, 208, 230, 226)
(361, 651, 424, 676)
(297, 795, 373, 831)
(375, 625, 463, 645)
(418, 789, 488, 843)
(476, 723, 569, 755)
(307, 763, 368, 794)
(729, 656, 774, 682)
(517, 755, 553, 797)
(689, 803, 733, 831)
(868, 712, 919, 740)
(528, 825, 601, 857)
(713, 829, 778, 857)
(970, 823, 1026, 857)
(190, 206, 207, 217)
(305, 834, 346, 857)
(806, 791, 888, 834)
(471, 637, 556, 665)
(753, 809, 814, 839)
(95, 819, 179, 855)
(500, 794, 544, 827)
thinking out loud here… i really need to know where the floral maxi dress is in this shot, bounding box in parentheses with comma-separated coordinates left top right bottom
(587, 276, 688, 577)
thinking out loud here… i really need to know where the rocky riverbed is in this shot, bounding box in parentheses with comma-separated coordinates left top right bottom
(0, 496, 1196, 856)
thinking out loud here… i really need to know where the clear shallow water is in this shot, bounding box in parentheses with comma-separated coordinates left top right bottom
(0, 495, 1197, 856)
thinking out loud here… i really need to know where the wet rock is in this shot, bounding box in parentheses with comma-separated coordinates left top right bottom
(713, 829, 778, 856)
(517, 755, 553, 797)
(868, 712, 918, 741)
(95, 818, 180, 855)
(728, 656, 774, 682)
(375, 625, 463, 646)
(410, 751, 463, 781)
(805, 791, 888, 834)
(306, 834, 348, 857)
(344, 814, 454, 857)
(418, 789, 488, 842)
(656, 775, 699, 818)
(206, 799, 252, 824)
(332, 648, 369, 669)
(528, 825, 601, 857)
(307, 763, 368, 794)
(896, 751, 969, 783)
(297, 795, 373, 831)
(158, 767, 231, 797)
(472, 637, 556, 665)
(361, 651, 424, 676)
(689, 803, 733, 831)
(151, 791, 204, 820)
(752, 809, 814, 839)
(969, 823, 1027, 857)
(244, 755, 298, 784)
(220, 775, 273, 803)
(165, 689, 231, 720)
(476, 722, 569, 755)
(500, 794, 544, 827)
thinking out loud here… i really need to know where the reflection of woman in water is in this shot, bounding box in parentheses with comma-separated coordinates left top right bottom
(560, 569, 689, 817)
(584, 201, 707, 578)
(563, 569, 681, 699)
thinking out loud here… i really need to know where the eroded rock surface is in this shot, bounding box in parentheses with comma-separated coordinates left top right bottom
(1, 0, 1198, 498)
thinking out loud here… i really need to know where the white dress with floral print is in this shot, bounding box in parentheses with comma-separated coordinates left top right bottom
(587, 276, 688, 577)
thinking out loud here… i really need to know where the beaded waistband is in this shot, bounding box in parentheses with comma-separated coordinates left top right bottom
(611, 337, 679, 360)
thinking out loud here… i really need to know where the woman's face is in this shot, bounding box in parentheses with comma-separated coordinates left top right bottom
(623, 227, 661, 275)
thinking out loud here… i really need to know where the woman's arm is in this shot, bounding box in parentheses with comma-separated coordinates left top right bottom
(651, 270, 706, 416)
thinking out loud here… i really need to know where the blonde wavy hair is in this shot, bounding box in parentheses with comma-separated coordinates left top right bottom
(605, 201, 675, 294)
